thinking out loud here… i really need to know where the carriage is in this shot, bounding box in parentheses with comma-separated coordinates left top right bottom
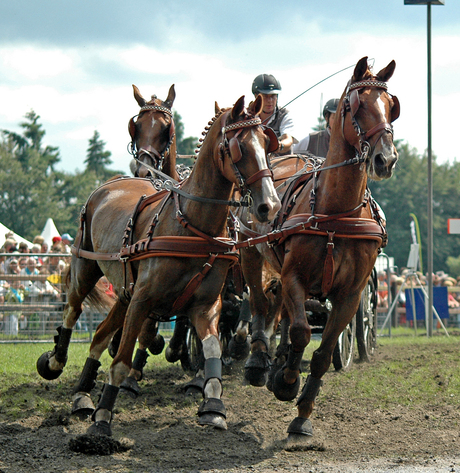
(36, 56, 398, 446)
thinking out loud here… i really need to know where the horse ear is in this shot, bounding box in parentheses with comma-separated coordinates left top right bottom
(164, 84, 176, 108)
(376, 60, 396, 83)
(352, 57, 369, 82)
(215, 101, 221, 114)
(231, 96, 245, 119)
(248, 94, 263, 116)
(133, 85, 146, 107)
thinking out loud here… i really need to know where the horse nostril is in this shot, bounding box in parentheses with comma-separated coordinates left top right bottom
(374, 153, 386, 170)
(257, 203, 270, 222)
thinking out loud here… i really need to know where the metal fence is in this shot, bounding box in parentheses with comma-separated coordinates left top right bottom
(0, 252, 176, 341)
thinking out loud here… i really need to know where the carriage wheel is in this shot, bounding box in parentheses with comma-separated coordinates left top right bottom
(332, 316, 355, 371)
(181, 324, 204, 374)
(356, 270, 378, 362)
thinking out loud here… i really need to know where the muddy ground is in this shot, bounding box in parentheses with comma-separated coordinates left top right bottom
(0, 340, 459, 473)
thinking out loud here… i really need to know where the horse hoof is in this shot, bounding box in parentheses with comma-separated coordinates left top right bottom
(165, 345, 183, 363)
(198, 413, 227, 430)
(183, 376, 204, 397)
(36, 351, 62, 380)
(287, 417, 313, 436)
(71, 393, 95, 418)
(273, 369, 301, 402)
(244, 351, 271, 387)
(148, 334, 165, 355)
(119, 376, 141, 399)
(228, 335, 250, 361)
(87, 420, 112, 437)
(198, 398, 227, 430)
(266, 363, 281, 392)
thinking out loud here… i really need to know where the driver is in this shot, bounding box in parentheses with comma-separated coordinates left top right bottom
(252, 74, 298, 155)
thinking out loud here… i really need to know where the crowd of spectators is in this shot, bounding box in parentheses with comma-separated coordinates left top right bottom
(0, 232, 72, 334)
(377, 267, 460, 328)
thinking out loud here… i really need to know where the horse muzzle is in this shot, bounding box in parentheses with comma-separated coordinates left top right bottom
(368, 142, 398, 181)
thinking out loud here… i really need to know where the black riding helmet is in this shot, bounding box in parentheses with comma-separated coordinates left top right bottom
(323, 98, 340, 119)
(252, 74, 282, 96)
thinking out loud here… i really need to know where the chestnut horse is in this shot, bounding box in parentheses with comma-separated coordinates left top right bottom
(129, 83, 178, 181)
(238, 57, 399, 443)
(37, 94, 281, 436)
(67, 85, 181, 413)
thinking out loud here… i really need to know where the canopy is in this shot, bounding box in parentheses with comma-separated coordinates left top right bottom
(41, 218, 61, 248)
(0, 222, 34, 248)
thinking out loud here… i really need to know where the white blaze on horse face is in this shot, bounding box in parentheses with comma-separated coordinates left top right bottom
(249, 131, 281, 221)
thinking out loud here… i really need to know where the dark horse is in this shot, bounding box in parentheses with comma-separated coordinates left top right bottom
(238, 57, 399, 443)
(37, 94, 281, 436)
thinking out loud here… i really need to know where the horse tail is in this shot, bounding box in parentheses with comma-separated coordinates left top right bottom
(64, 263, 116, 313)
(86, 283, 116, 313)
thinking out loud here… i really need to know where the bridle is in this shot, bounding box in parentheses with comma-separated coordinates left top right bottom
(128, 99, 176, 173)
(218, 110, 278, 197)
(341, 79, 400, 162)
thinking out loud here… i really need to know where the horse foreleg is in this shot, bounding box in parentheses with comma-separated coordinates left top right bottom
(228, 289, 251, 361)
(289, 294, 360, 439)
(241, 247, 271, 386)
(271, 272, 310, 403)
(193, 299, 227, 430)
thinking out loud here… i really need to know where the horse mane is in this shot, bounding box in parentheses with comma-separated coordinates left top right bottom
(195, 107, 228, 153)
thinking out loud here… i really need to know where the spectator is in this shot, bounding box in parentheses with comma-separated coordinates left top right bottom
(61, 233, 74, 254)
(32, 235, 45, 246)
(51, 236, 63, 252)
(18, 242, 30, 254)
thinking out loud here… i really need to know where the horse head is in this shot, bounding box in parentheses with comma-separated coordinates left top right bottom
(206, 95, 280, 223)
(128, 84, 177, 178)
(340, 57, 399, 181)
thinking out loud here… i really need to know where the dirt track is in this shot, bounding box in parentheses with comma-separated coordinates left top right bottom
(0, 341, 459, 473)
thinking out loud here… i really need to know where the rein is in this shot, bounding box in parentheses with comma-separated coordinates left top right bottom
(132, 156, 250, 207)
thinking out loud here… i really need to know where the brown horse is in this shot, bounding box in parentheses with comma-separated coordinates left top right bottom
(129, 84, 178, 181)
(65, 85, 181, 413)
(37, 94, 281, 437)
(238, 57, 399, 443)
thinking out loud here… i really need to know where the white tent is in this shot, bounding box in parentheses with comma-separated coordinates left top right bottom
(0, 222, 34, 248)
(41, 218, 61, 248)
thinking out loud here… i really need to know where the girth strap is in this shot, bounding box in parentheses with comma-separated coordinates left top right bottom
(321, 232, 335, 297)
(171, 254, 217, 313)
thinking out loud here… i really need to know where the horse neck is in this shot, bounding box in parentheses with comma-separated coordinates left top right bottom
(315, 128, 368, 215)
(180, 125, 233, 237)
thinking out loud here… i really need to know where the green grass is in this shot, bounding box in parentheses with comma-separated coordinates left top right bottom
(0, 333, 459, 419)
(323, 334, 460, 410)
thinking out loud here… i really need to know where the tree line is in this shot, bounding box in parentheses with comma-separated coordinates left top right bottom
(1, 111, 459, 276)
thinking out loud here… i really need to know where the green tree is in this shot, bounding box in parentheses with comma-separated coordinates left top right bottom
(0, 111, 65, 238)
(84, 130, 114, 179)
(368, 141, 460, 275)
(173, 111, 198, 166)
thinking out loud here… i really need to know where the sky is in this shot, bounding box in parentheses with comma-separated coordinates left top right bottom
(0, 0, 459, 175)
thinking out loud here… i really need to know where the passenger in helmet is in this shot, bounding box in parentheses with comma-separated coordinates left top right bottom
(252, 74, 298, 155)
(293, 98, 340, 158)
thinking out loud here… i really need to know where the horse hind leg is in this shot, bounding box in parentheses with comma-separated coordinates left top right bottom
(37, 259, 104, 381)
(119, 318, 165, 399)
(72, 298, 128, 417)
